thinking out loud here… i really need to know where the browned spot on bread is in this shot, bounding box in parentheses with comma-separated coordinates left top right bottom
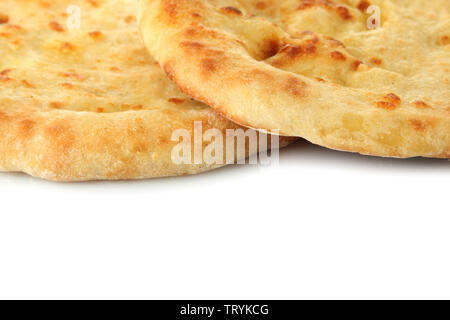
(437, 35, 450, 46)
(298, 0, 334, 10)
(9, 38, 23, 48)
(330, 51, 346, 61)
(220, 6, 243, 15)
(337, 6, 352, 20)
(413, 101, 431, 109)
(255, 1, 267, 10)
(49, 21, 64, 32)
(324, 36, 345, 47)
(285, 76, 306, 96)
(375, 94, 401, 110)
(163, 0, 178, 20)
(163, 62, 176, 81)
(87, 0, 99, 7)
(279, 44, 303, 58)
(61, 83, 74, 89)
(0, 111, 9, 121)
(6, 25, 22, 31)
(370, 57, 383, 65)
(168, 98, 185, 104)
(124, 15, 136, 23)
(352, 60, 363, 71)
(96, 107, 104, 113)
(0, 75, 12, 82)
(88, 31, 103, 39)
(18, 119, 35, 138)
(201, 58, 218, 74)
(1, 69, 13, 76)
(304, 42, 318, 54)
(384, 93, 401, 106)
(157, 135, 169, 146)
(132, 105, 143, 110)
(21, 80, 33, 88)
(191, 12, 202, 18)
(272, 40, 318, 65)
(0, 14, 9, 24)
(49, 102, 63, 109)
(59, 72, 86, 81)
(39, 0, 51, 7)
(260, 39, 280, 60)
(182, 23, 230, 44)
(180, 40, 204, 50)
(308, 35, 320, 44)
(375, 101, 396, 110)
(59, 42, 76, 52)
(184, 27, 198, 38)
(315, 77, 326, 82)
(298, 1, 352, 20)
(357, 0, 371, 12)
(409, 119, 430, 132)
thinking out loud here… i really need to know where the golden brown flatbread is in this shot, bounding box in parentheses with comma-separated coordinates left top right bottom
(0, 0, 289, 181)
(140, 0, 450, 158)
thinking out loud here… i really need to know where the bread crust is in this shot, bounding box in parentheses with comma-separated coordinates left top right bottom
(140, 0, 450, 158)
(0, 0, 291, 181)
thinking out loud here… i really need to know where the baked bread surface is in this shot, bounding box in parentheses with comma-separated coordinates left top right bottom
(140, 0, 450, 158)
(0, 0, 285, 181)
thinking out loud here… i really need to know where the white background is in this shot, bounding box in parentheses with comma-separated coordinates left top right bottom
(0, 140, 448, 300)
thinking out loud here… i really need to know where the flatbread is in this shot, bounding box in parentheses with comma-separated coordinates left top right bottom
(0, 0, 289, 181)
(140, 0, 450, 158)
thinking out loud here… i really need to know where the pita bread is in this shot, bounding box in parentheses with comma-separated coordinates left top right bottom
(140, 0, 450, 158)
(0, 0, 289, 181)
